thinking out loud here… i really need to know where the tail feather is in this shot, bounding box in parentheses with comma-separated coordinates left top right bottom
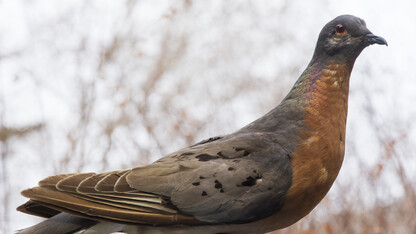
(16, 213, 98, 234)
(17, 200, 60, 218)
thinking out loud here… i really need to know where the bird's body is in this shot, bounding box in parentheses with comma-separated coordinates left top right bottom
(17, 15, 387, 234)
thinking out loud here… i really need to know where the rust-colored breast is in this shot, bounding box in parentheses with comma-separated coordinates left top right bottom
(276, 62, 352, 227)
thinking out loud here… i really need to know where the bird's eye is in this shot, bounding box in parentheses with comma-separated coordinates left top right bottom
(336, 24, 345, 34)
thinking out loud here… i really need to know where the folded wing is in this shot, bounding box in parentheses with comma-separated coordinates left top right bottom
(19, 133, 292, 225)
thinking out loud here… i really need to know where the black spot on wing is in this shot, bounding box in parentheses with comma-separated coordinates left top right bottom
(240, 176, 257, 187)
(180, 152, 194, 156)
(214, 180, 223, 189)
(195, 154, 219, 161)
(234, 147, 244, 152)
(201, 191, 208, 196)
(243, 150, 251, 156)
(239, 172, 262, 187)
(192, 182, 200, 186)
(217, 151, 229, 158)
(233, 147, 251, 156)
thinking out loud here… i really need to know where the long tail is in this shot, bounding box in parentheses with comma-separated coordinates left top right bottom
(16, 213, 99, 234)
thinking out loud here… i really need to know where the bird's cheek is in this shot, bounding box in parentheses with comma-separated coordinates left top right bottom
(341, 37, 353, 46)
(325, 38, 338, 48)
(324, 40, 338, 55)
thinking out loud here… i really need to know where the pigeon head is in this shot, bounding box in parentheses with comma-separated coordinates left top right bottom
(312, 15, 387, 63)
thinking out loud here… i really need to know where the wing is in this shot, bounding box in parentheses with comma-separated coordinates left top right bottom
(18, 170, 202, 225)
(18, 132, 292, 225)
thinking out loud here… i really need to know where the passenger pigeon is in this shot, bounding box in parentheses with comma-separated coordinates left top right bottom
(17, 15, 387, 234)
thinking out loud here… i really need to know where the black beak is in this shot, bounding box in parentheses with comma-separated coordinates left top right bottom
(365, 34, 388, 46)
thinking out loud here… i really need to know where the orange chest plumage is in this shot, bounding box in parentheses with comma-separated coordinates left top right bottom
(299, 62, 351, 172)
(281, 62, 352, 221)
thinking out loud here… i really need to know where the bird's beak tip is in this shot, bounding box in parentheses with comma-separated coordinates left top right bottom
(365, 34, 388, 46)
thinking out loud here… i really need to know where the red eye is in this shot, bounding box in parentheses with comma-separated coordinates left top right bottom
(336, 24, 345, 34)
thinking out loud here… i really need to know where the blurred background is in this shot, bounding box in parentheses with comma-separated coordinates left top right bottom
(1, 0, 416, 233)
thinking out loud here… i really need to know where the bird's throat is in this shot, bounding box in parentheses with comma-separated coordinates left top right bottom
(303, 61, 352, 120)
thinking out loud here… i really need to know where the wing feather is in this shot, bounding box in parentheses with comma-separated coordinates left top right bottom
(95, 170, 130, 192)
(114, 170, 134, 192)
(38, 173, 79, 189)
(69, 193, 175, 214)
(20, 178, 203, 225)
(21, 187, 200, 224)
(56, 173, 96, 192)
